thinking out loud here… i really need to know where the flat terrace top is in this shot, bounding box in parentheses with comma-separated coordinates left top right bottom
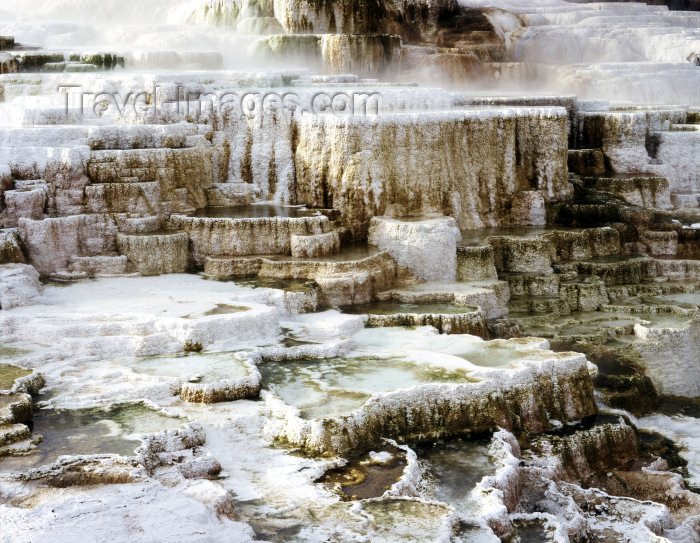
(341, 301, 479, 316)
(459, 225, 602, 246)
(188, 205, 320, 219)
(268, 242, 382, 263)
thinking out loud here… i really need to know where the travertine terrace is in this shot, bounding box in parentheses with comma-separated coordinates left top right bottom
(0, 0, 699, 541)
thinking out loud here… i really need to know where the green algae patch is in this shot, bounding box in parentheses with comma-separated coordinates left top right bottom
(565, 342, 660, 417)
(202, 304, 251, 317)
(658, 397, 700, 418)
(0, 364, 32, 391)
(184, 340, 204, 352)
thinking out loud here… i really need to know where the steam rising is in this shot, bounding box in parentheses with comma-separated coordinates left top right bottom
(0, 0, 698, 102)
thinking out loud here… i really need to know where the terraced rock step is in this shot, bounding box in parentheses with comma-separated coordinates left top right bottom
(116, 231, 189, 276)
(547, 201, 621, 226)
(368, 214, 461, 281)
(67, 255, 129, 277)
(115, 215, 162, 234)
(575, 255, 656, 286)
(670, 124, 700, 131)
(342, 301, 488, 336)
(290, 231, 340, 258)
(206, 244, 397, 307)
(0, 230, 24, 264)
(655, 259, 700, 280)
(380, 281, 510, 320)
(0, 423, 30, 448)
(0, 391, 36, 458)
(254, 34, 402, 78)
(0, 37, 14, 51)
(456, 245, 498, 281)
(568, 148, 606, 176)
(2, 183, 47, 227)
(465, 226, 622, 276)
(172, 206, 333, 265)
(86, 182, 162, 215)
(503, 273, 560, 297)
(205, 184, 256, 207)
(509, 295, 571, 315)
(578, 173, 672, 209)
(265, 344, 595, 455)
(12, 51, 124, 72)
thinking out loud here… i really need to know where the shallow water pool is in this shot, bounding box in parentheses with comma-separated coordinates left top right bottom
(260, 355, 474, 420)
(0, 403, 184, 472)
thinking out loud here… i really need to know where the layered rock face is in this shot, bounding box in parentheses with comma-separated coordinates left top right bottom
(254, 33, 402, 77)
(295, 108, 570, 238)
(171, 213, 333, 265)
(271, 0, 459, 37)
(0, 81, 576, 283)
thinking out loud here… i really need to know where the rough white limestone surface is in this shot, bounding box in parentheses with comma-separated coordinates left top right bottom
(136, 422, 208, 470)
(474, 429, 522, 536)
(290, 231, 340, 258)
(0, 263, 42, 309)
(368, 214, 461, 281)
(653, 130, 700, 198)
(0, 479, 257, 543)
(384, 280, 511, 319)
(179, 364, 262, 404)
(629, 320, 700, 398)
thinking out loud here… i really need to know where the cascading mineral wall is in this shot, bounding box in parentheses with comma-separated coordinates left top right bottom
(272, 0, 459, 37)
(116, 232, 189, 275)
(294, 108, 570, 238)
(86, 146, 218, 213)
(217, 86, 460, 205)
(320, 34, 402, 78)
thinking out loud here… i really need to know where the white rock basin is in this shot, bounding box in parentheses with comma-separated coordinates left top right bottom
(260, 327, 555, 420)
